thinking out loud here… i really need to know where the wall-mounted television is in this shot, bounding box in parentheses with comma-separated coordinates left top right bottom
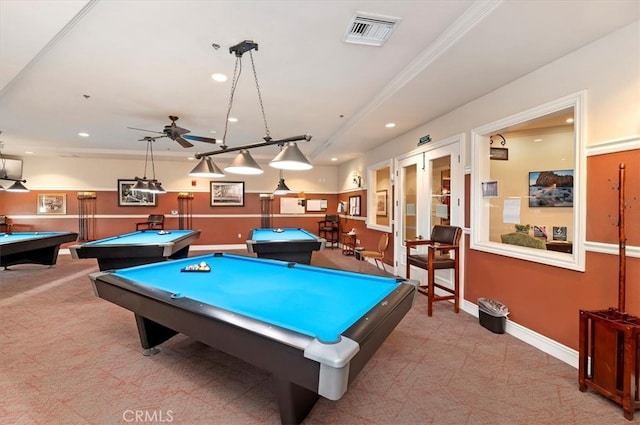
(0, 158, 23, 180)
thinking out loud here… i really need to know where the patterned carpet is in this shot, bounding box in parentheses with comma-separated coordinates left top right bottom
(0, 249, 636, 424)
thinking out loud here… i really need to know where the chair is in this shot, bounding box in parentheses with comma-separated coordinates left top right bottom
(406, 225, 462, 316)
(0, 215, 12, 234)
(318, 214, 340, 248)
(136, 214, 165, 231)
(360, 233, 389, 273)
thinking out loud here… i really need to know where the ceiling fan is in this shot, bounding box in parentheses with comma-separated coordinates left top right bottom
(127, 115, 218, 148)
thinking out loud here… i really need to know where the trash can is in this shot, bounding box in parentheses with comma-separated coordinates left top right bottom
(478, 298, 509, 334)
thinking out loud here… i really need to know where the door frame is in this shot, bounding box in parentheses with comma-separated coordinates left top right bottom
(393, 134, 464, 285)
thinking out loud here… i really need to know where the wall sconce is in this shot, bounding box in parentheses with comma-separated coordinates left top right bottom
(352, 171, 362, 188)
(191, 40, 313, 177)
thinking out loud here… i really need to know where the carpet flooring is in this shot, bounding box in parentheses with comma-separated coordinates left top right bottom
(0, 248, 636, 424)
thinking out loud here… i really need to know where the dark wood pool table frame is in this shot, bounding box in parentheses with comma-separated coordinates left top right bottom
(246, 228, 326, 265)
(70, 230, 201, 270)
(89, 259, 416, 424)
(0, 232, 78, 268)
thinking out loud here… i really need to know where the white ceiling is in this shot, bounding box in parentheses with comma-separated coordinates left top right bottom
(0, 0, 638, 165)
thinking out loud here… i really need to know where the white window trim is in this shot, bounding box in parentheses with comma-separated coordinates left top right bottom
(470, 91, 586, 272)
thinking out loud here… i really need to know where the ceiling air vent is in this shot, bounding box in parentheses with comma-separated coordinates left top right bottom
(344, 13, 401, 46)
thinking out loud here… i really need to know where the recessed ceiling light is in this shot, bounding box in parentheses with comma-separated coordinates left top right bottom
(228, 117, 238, 123)
(566, 118, 574, 123)
(534, 138, 543, 142)
(187, 156, 195, 160)
(78, 132, 89, 137)
(385, 123, 396, 128)
(25, 151, 33, 154)
(331, 157, 338, 161)
(211, 73, 227, 82)
(210, 130, 217, 134)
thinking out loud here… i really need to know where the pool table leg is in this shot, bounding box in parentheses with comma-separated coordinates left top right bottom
(273, 376, 320, 425)
(134, 314, 179, 354)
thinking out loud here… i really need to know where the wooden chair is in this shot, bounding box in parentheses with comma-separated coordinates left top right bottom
(406, 225, 462, 316)
(360, 233, 389, 273)
(0, 215, 12, 234)
(136, 214, 165, 231)
(317, 214, 340, 248)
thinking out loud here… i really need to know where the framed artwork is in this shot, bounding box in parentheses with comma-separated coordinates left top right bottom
(348, 195, 361, 216)
(490, 147, 509, 160)
(210, 181, 244, 207)
(481, 180, 498, 197)
(528, 170, 574, 207)
(375, 190, 387, 216)
(117, 179, 156, 207)
(37, 193, 67, 215)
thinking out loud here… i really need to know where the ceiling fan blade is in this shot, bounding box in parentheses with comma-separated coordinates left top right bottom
(183, 134, 219, 144)
(128, 126, 164, 134)
(165, 125, 190, 136)
(174, 136, 194, 148)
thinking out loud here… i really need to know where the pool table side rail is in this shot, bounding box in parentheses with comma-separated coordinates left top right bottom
(0, 232, 78, 267)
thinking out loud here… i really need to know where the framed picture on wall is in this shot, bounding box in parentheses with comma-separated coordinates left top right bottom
(210, 181, 244, 207)
(348, 195, 361, 216)
(117, 179, 157, 207)
(37, 193, 67, 214)
(528, 170, 573, 207)
(375, 190, 387, 216)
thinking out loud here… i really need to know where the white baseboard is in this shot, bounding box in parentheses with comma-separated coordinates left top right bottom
(461, 300, 578, 368)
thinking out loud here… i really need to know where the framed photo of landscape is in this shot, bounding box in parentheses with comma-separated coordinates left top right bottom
(528, 170, 574, 207)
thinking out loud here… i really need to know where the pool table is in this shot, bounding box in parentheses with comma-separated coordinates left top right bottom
(70, 230, 200, 270)
(89, 253, 417, 424)
(246, 227, 326, 264)
(0, 231, 78, 269)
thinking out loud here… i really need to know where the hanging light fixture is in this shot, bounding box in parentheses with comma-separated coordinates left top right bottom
(132, 137, 165, 194)
(6, 180, 30, 192)
(189, 157, 224, 178)
(225, 149, 263, 175)
(192, 40, 313, 175)
(273, 169, 291, 195)
(269, 142, 312, 170)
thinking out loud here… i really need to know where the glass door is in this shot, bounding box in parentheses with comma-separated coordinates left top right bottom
(395, 142, 460, 278)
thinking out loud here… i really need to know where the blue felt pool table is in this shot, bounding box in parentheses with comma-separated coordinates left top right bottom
(70, 230, 201, 270)
(246, 227, 325, 264)
(0, 231, 78, 269)
(89, 253, 417, 424)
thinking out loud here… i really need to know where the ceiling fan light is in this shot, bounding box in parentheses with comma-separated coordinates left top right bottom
(6, 180, 29, 192)
(224, 149, 264, 175)
(273, 178, 291, 195)
(189, 157, 225, 177)
(269, 142, 312, 170)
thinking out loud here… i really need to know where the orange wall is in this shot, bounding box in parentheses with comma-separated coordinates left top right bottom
(464, 149, 639, 350)
(1, 189, 392, 260)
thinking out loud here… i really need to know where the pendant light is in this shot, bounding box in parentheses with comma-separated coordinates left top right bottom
(191, 40, 313, 175)
(189, 157, 225, 178)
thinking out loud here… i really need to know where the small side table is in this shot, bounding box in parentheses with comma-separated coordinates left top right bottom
(342, 233, 356, 256)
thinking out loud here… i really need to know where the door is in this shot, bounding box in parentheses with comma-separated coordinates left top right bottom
(394, 141, 461, 279)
